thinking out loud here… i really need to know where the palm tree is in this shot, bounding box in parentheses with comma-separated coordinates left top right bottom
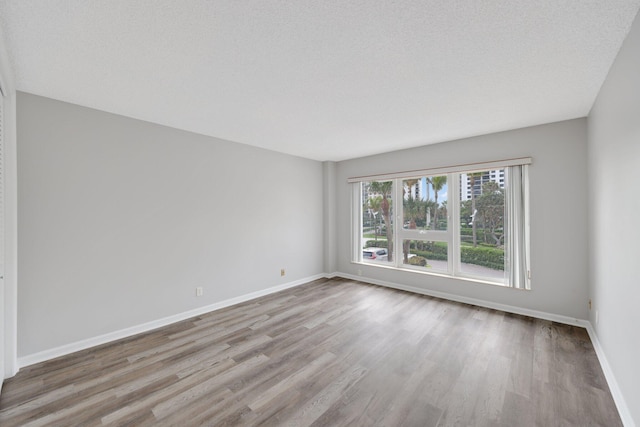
(468, 172, 482, 247)
(476, 182, 504, 246)
(430, 176, 447, 230)
(403, 179, 420, 228)
(369, 181, 393, 261)
(368, 196, 382, 241)
(440, 199, 448, 223)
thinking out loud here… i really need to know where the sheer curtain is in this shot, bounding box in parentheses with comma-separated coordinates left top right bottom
(506, 165, 530, 289)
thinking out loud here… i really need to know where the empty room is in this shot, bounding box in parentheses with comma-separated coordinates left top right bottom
(0, 1, 639, 426)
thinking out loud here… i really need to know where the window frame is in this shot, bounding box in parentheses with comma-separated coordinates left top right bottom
(351, 160, 530, 289)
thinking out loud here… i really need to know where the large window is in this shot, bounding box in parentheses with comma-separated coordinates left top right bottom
(352, 160, 530, 289)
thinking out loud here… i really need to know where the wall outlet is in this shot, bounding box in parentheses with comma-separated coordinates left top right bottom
(357, 269, 362, 276)
(595, 310, 599, 325)
(196, 287, 203, 297)
(281, 269, 286, 277)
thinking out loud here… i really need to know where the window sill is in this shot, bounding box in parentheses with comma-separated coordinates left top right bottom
(350, 261, 520, 289)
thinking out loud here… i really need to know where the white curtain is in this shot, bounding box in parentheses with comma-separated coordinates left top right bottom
(506, 165, 530, 289)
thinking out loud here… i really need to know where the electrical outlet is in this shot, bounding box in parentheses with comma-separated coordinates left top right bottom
(595, 310, 599, 325)
(196, 287, 203, 297)
(281, 269, 285, 277)
(357, 269, 362, 276)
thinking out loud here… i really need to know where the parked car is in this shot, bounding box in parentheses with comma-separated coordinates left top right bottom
(363, 247, 388, 261)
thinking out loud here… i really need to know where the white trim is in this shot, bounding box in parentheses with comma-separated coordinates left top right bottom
(337, 272, 585, 327)
(17, 274, 327, 369)
(393, 178, 402, 265)
(351, 260, 508, 288)
(450, 172, 460, 274)
(347, 157, 532, 183)
(351, 183, 361, 262)
(585, 323, 636, 427)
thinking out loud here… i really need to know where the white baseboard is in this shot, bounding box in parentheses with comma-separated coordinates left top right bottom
(585, 323, 636, 427)
(17, 273, 327, 369)
(336, 272, 587, 327)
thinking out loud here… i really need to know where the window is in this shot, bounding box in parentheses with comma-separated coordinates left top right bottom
(351, 159, 530, 289)
(361, 181, 394, 265)
(459, 169, 506, 282)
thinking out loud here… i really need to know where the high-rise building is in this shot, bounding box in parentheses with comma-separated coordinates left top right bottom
(459, 169, 505, 201)
(403, 179, 422, 200)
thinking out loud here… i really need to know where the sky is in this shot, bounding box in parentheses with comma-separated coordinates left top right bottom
(420, 177, 448, 204)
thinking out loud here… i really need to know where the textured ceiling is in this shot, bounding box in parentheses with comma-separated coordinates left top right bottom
(1, 1, 639, 161)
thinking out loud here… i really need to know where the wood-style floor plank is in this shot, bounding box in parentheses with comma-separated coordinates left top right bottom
(0, 278, 622, 426)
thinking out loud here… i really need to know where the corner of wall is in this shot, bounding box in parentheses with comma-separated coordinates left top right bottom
(0, 23, 19, 380)
(585, 323, 636, 427)
(322, 161, 337, 274)
(584, 6, 640, 426)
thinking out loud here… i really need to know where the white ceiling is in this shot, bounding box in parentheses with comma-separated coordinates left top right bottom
(1, 1, 639, 161)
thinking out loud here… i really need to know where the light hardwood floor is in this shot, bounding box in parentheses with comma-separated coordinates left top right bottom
(0, 278, 622, 426)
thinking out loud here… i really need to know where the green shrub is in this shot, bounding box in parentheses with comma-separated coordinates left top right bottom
(412, 241, 448, 261)
(460, 227, 494, 243)
(461, 246, 504, 270)
(412, 241, 503, 270)
(367, 239, 504, 271)
(365, 240, 388, 248)
(408, 256, 427, 267)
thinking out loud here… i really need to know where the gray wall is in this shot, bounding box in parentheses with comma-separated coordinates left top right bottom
(17, 92, 324, 357)
(588, 9, 640, 425)
(335, 119, 589, 320)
